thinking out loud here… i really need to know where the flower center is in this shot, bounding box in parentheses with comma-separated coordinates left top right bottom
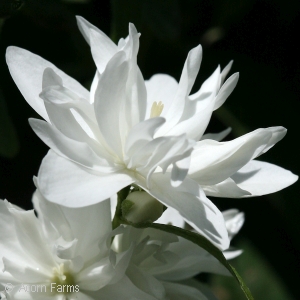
(51, 264, 76, 295)
(150, 101, 164, 118)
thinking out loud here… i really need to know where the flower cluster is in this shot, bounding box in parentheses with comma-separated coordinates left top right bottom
(1, 16, 297, 300)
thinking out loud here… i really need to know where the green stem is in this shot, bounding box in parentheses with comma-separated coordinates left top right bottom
(112, 186, 131, 230)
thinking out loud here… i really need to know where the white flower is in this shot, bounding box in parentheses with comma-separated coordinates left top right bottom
(89, 19, 299, 194)
(110, 213, 243, 300)
(0, 188, 137, 299)
(75, 17, 298, 199)
(6, 21, 229, 249)
(0, 188, 239, 300)
(6, 17, 297, 251)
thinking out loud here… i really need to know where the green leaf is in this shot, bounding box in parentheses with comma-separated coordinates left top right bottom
(125, 220, 254, 300)
(0, 89, 20, 158)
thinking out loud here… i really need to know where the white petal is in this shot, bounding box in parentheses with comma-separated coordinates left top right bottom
(221, 60, 234, 84)
(42, 94, 94, 143)
(224, 249, 243, 260)
(90, 29, 118, 73)
(173, 67, 220, 140)
(189, 66, 221, 104)
(167, 91, 216, 140)
(123, 66, 147, 132)
(66, 292, 94, 300)
(53, 238, 78, 261)
(163, 282, 208, 300)
(189, 127, 285, 185)
(42, 67, 63, 88)
(40, 71, 91, 109)
(29, 119, 114, 172)
(231, 160, 298, 196)
(214, 72, 239, 110)
(37, 150, 134, 207)
(109, 245, 134, 285)
(94, 51, 129, 157)
(33, 190, 112, 263)
(77, 257, 115, 291)
(201, 127, 231, 141)
(157, 254, 229, 281)
(85, 276, 157, 300)
(126, 265, 166, 299)
(41, 84, 103, 147)
(40, 79, 107, 149)
(6, 47, 89, 122)
(222, 209, 245, 240)
(0, 271, 16, 284)
(121, 23, 140, 59)
(178, 45, 202, 97)
(0, 200, 37, 270)
(171, 155, 191, 187)
(133, 135, 194, 187)
(145, 74, 178, 120)
(90, 70, 100, 104)
(121, 25, 147, 132)
(140, 173, 229, 250)
(158, 45, 202, 135)
(76, 16, 116, 48)
(110, 194, 118, 220)
(125, 117, 165, 159)
(155, 207, 185, 228)
(2, 258, 50, 283)
(4, 203, 55, 273)
(257, 126, 286, 156)
(153, 240, 229, 280)
(32, 189, 72, 242)
(202, 178, 251, 198)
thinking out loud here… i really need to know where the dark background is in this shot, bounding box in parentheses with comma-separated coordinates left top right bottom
(0, 1, 299, 299)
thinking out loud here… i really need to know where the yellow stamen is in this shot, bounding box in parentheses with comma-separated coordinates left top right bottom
(51, 264, 76, 295)
(150, 101, 164, 118)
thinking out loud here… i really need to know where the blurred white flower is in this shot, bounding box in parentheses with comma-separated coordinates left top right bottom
(110, 222, 241, 300)
(0, 189, 134, 299)
(0, 189, 238, 300)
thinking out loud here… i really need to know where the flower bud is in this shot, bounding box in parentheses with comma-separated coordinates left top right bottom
(121, 191, 164, 224)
